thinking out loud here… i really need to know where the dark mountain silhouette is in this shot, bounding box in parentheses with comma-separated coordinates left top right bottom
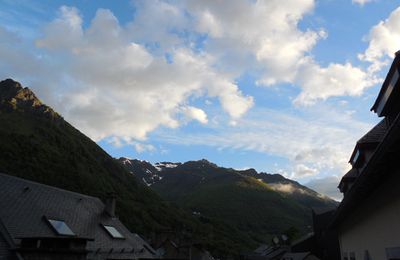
(119, 157, 338, 243)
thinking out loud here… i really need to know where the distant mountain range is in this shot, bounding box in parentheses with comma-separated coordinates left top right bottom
(0, 78, 337, 257)
(119, 157, 338, 243)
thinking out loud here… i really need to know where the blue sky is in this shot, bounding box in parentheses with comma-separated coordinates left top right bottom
(1, 0, 400, 200)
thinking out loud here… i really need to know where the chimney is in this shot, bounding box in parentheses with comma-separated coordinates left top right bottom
(105, 192, 117, 217)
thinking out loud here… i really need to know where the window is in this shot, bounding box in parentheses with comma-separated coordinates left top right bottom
(46, 218, 75, 236)
(103, 225, 124, 239)
(352, 149, 364, 167)
(376, 69, 399, 116)
(352, 150, 360, 165)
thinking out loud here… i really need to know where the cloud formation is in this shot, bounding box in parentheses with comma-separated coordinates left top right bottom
(157, 106, 369, 180)
(1, 1, 395, 199)
(352, 0, 374, 6)
(34, 6, 253, 141)
(359, 7, 400, 72)
(181, 0, 376, 105)
(125, 0, 377, 107)
(305, 176, 343, 201)
(2, 1, 381, 144)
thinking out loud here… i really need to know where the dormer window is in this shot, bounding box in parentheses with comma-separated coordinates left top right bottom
(102, 225, 124, 239)
(352, 149, 360, 164)
(46, 218, 75, 236)
(375, 69, 399, 116)
(352, 149, 363, 167)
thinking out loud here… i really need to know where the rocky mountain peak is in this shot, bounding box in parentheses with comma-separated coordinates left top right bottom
(182, 159, 218, 169)
(0, 78, 61, 121)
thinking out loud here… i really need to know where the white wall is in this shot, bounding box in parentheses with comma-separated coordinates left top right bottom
(338, 170, 400, 260)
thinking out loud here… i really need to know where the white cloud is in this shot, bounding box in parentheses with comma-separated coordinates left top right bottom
(181, 106, 208, 124)
(293, 59, 379, 106)
(359, 7, 400, 72)
(32, 6, 253, 142)
(181, 0, 376, 105)
(293, 164, 318, 178)
(186, 0, 319, 83)
(106, 136, 155, 153)
(270, 183, 296, 194)
(156, 105, 371, 180)
(305, 176, 343, 201)
(36, 6, 83, 50)
(352, 0, 374, 6)
(269, 183, 307, 194)
(133, 142, 156, 153)
(12, 1, 380, 144)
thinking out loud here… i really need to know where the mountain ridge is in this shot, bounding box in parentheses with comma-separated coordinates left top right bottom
(0, 78, 255, 257)
(119, 157, 338, 243)
(119, 156, 334, 200)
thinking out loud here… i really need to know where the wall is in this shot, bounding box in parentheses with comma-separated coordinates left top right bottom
(338, 170, 400, 260)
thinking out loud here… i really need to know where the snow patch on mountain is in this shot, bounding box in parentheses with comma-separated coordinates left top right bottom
(154, 162, 180, 171)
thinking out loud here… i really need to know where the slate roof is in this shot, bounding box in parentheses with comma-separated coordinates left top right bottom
(357, 119, 387, 145)
(0, 173, 156, 259)
(253, 244, 271, 255)
(291, 232, 314, 247)
(348, 120, 388, 164)
(339, 168, 358, 184)
(331, 105, 400, 227)
(342, 168, 358, 179)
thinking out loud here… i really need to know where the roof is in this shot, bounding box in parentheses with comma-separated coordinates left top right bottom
(348, 120, 388, 163)
(282, 252, 312, 260)
(338, 168, 358, 189)
(342, 168, 358, 180)
(331, 110, 400, 227)
(291, 233, 314, 247)
(263, 247, 288, 259)
(311, 206, 336, 216)
(371, 51, 400, 116)
(254, 244, 271, 254)
(0, 173, 155, 259)
(357, 119, 387, 145)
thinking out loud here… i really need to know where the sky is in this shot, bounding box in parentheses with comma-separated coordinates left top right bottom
(1, 0, 400, 200)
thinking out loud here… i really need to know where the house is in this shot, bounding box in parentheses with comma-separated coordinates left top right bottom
(0, 172, 157, 260)
(331, 51, 400, 259)
(150, 229, 214, 260)
(281, 252, 319, 260)
(288, 208, 339, 260)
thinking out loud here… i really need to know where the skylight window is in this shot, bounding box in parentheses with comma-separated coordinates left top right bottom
(103, 225, 124, 239)
(47, 219, 75, 236)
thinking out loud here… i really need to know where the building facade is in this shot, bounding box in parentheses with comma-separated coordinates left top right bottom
(332, 52, 400, 260)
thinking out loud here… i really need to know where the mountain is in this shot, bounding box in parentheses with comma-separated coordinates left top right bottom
(119, 158, 338, 244)
(0, 79, 253, 257)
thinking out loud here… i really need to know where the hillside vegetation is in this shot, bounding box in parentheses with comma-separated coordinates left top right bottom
(0, 79, 254, 257)
(120, 158, 338, 244)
